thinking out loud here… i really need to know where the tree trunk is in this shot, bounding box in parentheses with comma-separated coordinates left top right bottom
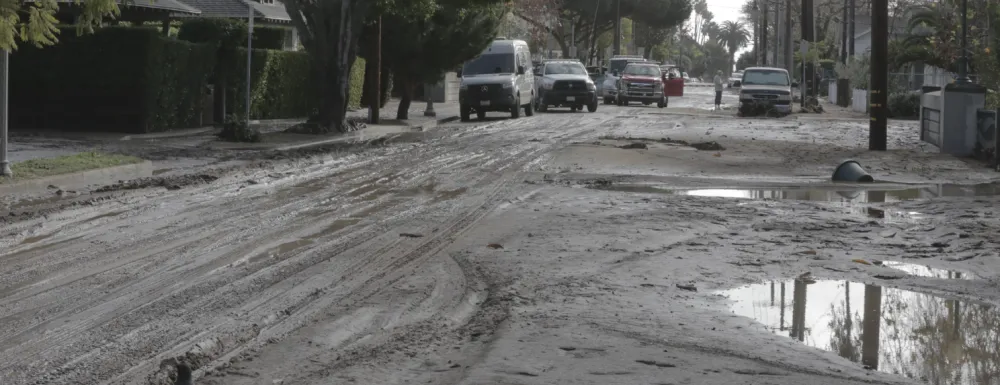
(284, 0, 372, 133)
(396, 78, 415, 120)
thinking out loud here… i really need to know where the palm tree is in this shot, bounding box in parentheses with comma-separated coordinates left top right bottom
(716, 20, 750, 74)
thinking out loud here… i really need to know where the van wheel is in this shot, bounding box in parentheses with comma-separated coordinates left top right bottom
(524, 99, 534, 116)
(460, 105, 471, 122)
(511, 98, 521, 119)
(477, 111, 486, 120)
(587, 100, 598, 112)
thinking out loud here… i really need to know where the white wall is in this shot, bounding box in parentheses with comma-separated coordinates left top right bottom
(852, 88, 868, 113)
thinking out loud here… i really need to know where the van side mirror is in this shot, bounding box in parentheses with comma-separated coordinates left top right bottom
(517, 66, 525, 75)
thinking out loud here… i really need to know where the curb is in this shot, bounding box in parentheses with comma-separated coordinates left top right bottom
(212, 115, 459, 152)
(0, 161, 154, 195)
(120, 127, 218, 141)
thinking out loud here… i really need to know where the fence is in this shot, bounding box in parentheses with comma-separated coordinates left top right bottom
(975, 109, 1000, 171)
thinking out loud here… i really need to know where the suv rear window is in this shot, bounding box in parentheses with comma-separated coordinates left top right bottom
(742, 70, 790, 86)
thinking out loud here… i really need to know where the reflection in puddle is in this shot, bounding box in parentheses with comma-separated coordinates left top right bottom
(589, 183, 1000, 202)
(720, 280, 997, 384)
(881, 261, 975, 280)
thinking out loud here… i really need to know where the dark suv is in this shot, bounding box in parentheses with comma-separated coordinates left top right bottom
(533, 60, 598, 112)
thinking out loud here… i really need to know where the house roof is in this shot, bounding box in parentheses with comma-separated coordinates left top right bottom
(52, 0, 201, 15)
(173, 0, 291, 23)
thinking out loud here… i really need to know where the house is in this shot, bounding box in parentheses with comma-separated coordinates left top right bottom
(174, 0, 301, 51)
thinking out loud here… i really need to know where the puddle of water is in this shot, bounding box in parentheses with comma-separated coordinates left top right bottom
(589, 183, 1000, 203)
(881, 261, 975, 280)
(720, 279, 998, 384)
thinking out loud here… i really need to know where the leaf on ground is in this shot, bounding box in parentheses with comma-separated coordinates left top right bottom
(487, 243, 504, 249)
(852, 258, 872, 265)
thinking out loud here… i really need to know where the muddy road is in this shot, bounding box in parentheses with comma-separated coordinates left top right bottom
(4, 91, 1000, 385)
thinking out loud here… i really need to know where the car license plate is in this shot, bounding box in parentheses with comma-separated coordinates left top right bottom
(566, 96, 575, 101)
(480, 100, 490, 106)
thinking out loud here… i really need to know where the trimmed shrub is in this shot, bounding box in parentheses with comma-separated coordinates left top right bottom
(11, 27, 215, 133)
(888, 92, 920, 120)
(350, 57, 366, 110)
(225, 48, 314, 119)
(180, 19, 365, 120)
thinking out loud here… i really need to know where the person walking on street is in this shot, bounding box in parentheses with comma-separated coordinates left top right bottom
(713, 70, 724, 111)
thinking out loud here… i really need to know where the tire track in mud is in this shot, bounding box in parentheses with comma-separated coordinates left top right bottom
(0, 112, 611, 385)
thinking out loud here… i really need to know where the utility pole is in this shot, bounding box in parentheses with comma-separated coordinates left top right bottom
(761, 0, 768, 66)
(613, 0, 621, 55)
(785, 0, 792, 71)
(837, 0, 849, 107)
(848, 0, 855, 57)
(589, 0, 601, 65)
(955, 0, 971, 84)
(869, 0, 887, 151)
(246, 5, 253, 126)
(752, 1, 760, 65)
(801, 0, 815, 106)
(774, 0, 781, 66)
(370, 15, 382, 124)
(0, 49, 9, 177)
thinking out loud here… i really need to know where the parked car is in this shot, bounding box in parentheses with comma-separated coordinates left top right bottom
(533, 60, 598, 112)
(458, 39, 536, 121)
(728, 70, 744, 88)
(601, 55, 646, 104)
(615, 62, 666, 108)
(737, 67, 797, 116)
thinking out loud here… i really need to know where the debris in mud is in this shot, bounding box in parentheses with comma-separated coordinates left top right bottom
(675, 283, 697, 292)
(798, 96, 825, 113)
(619, 142, 648, 150)
(690, 141, 726, 151)
(487, 243, 504, 249)
(635, 359, 677, 368)
(558, 346, 577, 351)
(851, 258, 872, 265)
(399, 233, 424, 238)
(94, 174, 219, 192)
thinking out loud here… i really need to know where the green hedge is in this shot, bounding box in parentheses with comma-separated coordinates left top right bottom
(177, 19, 286, 50)
(180, 19, 365, 120)
(225, 48, 315, 119)
(11, 27, 215, 133)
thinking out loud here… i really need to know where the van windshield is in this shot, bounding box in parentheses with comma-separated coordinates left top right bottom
(463, 54, 515, 76)
(742, 70, 789, 86)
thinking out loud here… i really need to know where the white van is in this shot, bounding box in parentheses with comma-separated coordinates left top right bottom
(458, 39, 536, 121)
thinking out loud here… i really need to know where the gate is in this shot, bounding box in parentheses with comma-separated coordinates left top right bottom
(975, 108, 1000, 171)
(920, 107, 941, 148)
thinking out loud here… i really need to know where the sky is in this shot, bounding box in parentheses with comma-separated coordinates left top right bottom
(702, 0, 752, 54)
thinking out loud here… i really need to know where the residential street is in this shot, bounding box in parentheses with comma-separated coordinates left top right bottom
(3, 88, 1000, 385)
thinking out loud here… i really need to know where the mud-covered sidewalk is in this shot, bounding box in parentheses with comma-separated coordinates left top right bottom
(2, 91, 998, 385)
